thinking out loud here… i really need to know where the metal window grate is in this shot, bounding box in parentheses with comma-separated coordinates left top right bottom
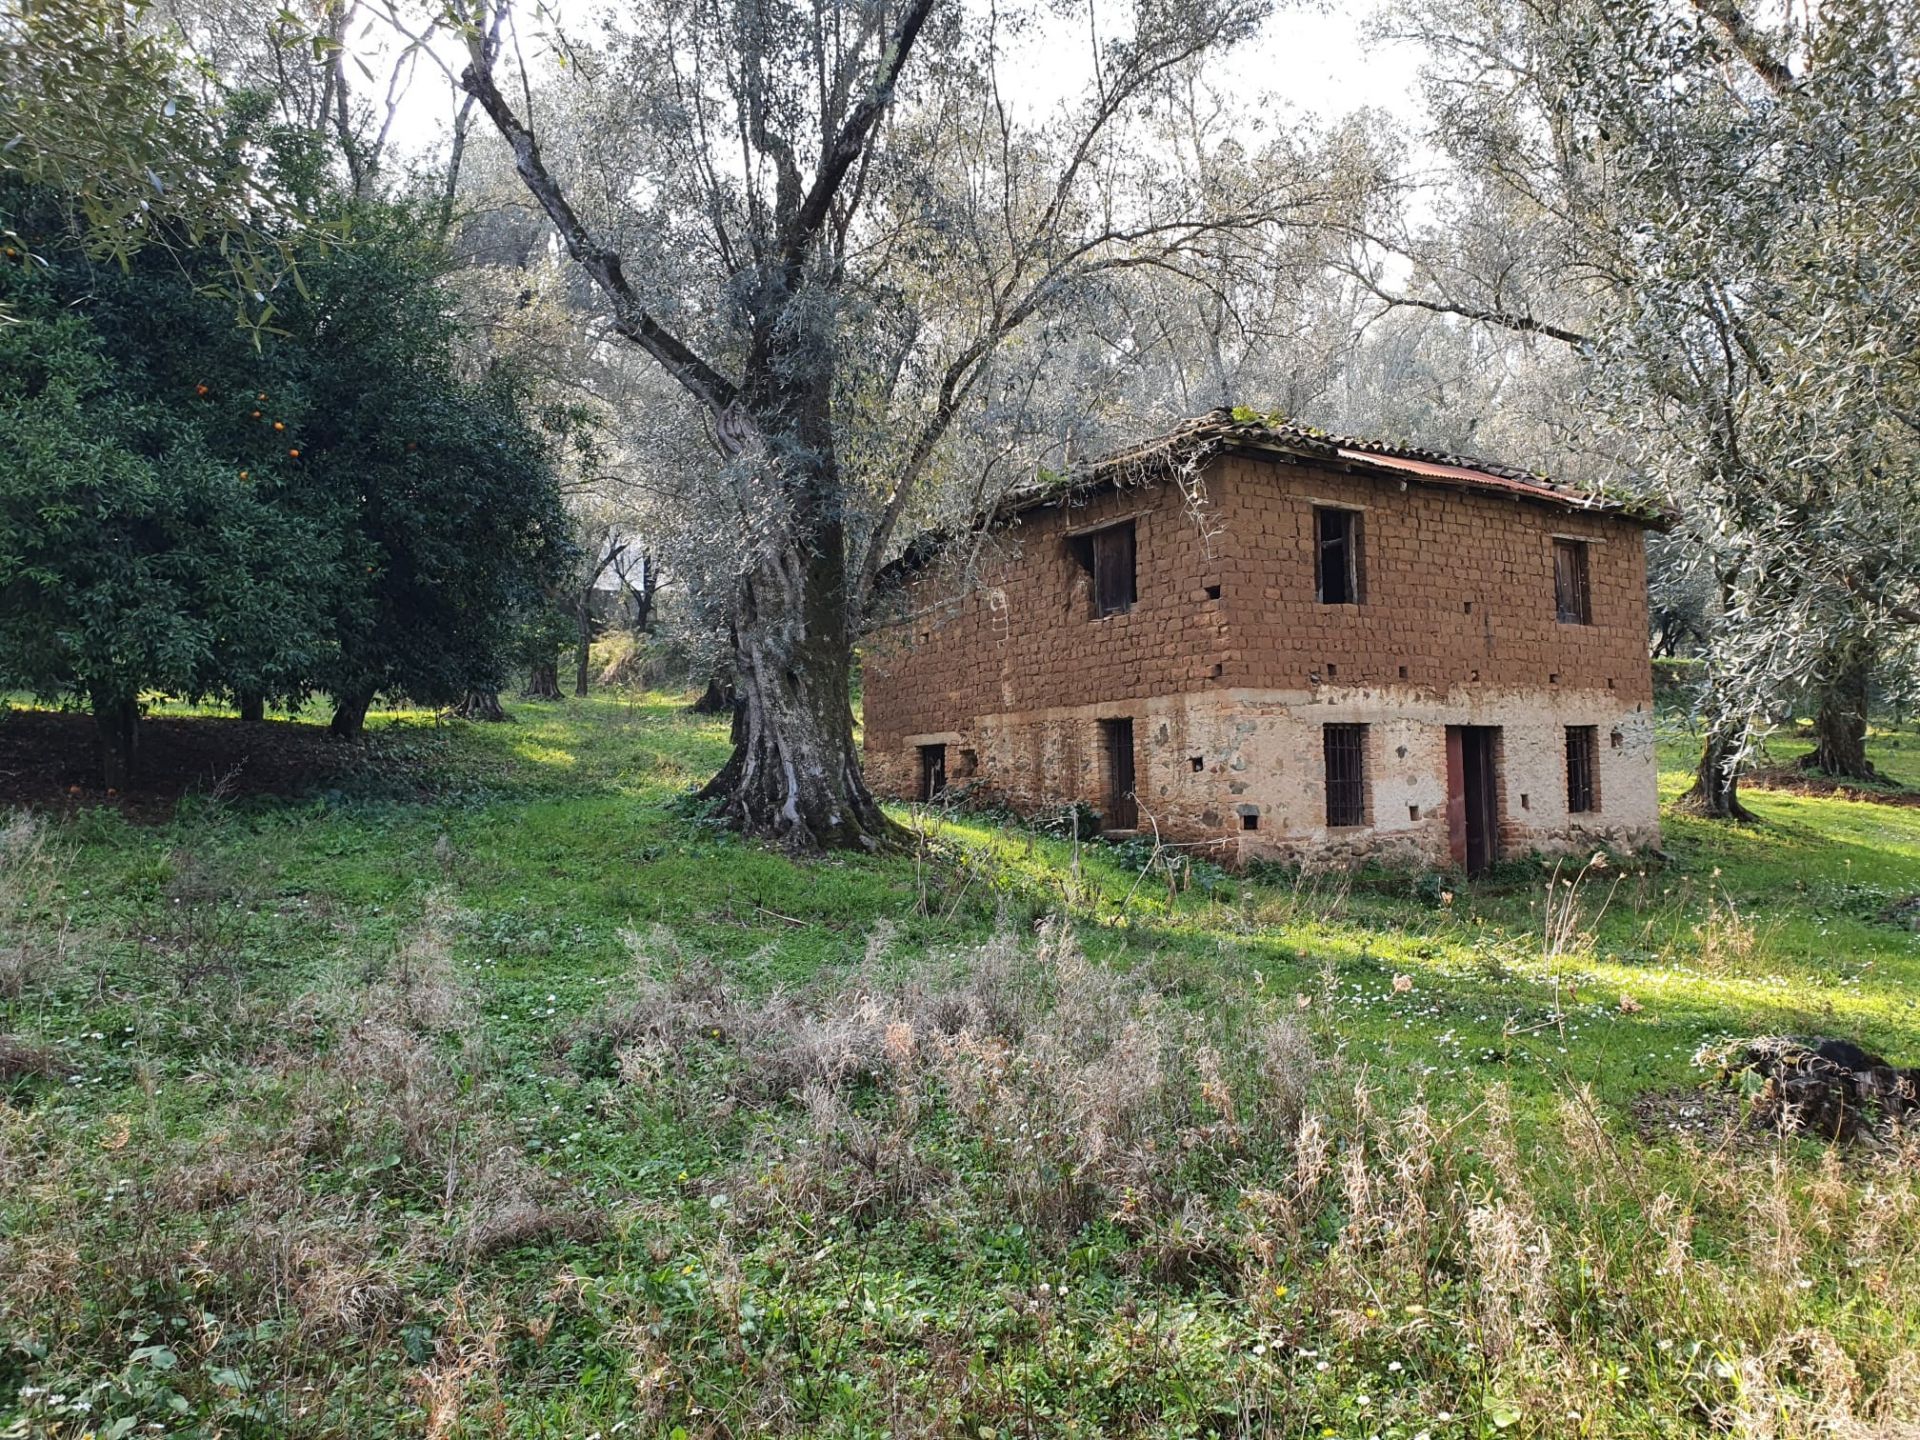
(1565, 726, 1598, 813)
(1316, 507, 1361, 604)
(1323, 723, 1368, 827)
(1553, 538, 1591, 624)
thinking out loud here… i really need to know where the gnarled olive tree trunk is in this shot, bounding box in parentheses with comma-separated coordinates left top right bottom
(1682, 727, 1755, 820)
(524, 662, 563, 701)
(453, 688, 507, 721)
(1800, 636, 1878, 781)
(694, 412, 896, 851)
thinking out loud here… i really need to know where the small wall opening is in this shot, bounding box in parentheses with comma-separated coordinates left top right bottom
(1566, 725, 1600, 813)
(918, 744, 947, 802)
(1189, 755, 1205, 773)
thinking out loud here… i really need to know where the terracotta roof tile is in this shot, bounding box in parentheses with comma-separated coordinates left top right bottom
(1002, 407, 1672, 526)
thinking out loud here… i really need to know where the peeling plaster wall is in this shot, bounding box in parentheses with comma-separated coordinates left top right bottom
(870, 685, 1658, 866)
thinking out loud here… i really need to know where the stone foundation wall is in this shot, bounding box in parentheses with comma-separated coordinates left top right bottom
(867, 684, 1659, 868)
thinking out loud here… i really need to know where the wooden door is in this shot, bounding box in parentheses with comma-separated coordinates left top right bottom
(1101, 718, 1137, 830)
(1446, 726, 1500, 874)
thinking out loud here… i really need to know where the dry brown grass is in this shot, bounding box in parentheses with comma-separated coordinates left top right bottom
(0, 808, 64, 999)
(0, 886, 590, 1436)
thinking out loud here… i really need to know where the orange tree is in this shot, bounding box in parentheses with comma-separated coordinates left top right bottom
(0, 182, 572, 779)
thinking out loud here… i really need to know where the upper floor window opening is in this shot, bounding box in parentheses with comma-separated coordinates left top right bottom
(1071, 520, 1137, 618)
(1315, 506, 1363, 605)
(1553, 538, 1592, 624)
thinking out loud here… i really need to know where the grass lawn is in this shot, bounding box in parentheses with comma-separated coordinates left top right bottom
(3, 694, 1919, 1438)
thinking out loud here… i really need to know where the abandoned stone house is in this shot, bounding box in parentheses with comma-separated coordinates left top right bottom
(863, 409, 1668, 871)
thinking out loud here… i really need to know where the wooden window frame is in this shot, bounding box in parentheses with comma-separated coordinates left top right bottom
(1089, 521, 1137, 618)
(1314, 506, 1363, 605)
(1553, 537, 1592, 625)
(1323, 723, 1369, 828)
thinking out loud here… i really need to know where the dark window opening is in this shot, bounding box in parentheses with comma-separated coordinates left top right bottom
(1189, 755, 1205, 773)
(1088, 521, 1137, 617)
(918, 744, 947, 802)
(1323, 723, 1368, 828)
(1315, 507, 1362, 605)
(1326, 662, 1338, 678)
(1398, 664, 1408, 679)
(1554, 538, 1592, 624)
(1203, 583, 1221, 600)
(1240, 810, 1260, 831)
(1566, 726, 1599, 813)
(1100, 718, 1137, 829)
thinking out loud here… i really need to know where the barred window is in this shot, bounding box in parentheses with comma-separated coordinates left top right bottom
(1323, 723, 1369, 827)
(1565, 726, 1598, 814)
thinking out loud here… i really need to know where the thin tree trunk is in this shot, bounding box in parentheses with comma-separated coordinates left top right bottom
(91, 690, 138, 789)
(1800, 637, 1878, 781)
(330, 689, 374, 739)
(523, 662, 563, 701)
(574, 603, 593, 698)
(238, 693, 265, 723)
(453, 688, 507, 721)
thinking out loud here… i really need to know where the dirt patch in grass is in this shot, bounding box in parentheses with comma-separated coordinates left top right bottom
(1743, 765, 1920, 806)
(0, 707, 429, 817)
(1629, 1084, 1760, 1148)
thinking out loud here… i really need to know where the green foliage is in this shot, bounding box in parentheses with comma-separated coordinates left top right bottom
(0, 211, 331, 717)
(0, 0, 306, 327)
(267, 207, 574, 707)
(0, 183, 571, 762)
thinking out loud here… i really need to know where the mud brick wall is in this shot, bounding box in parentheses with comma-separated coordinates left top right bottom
(863, 477, 1232, 749)
(1212, 455, 1653, 702)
